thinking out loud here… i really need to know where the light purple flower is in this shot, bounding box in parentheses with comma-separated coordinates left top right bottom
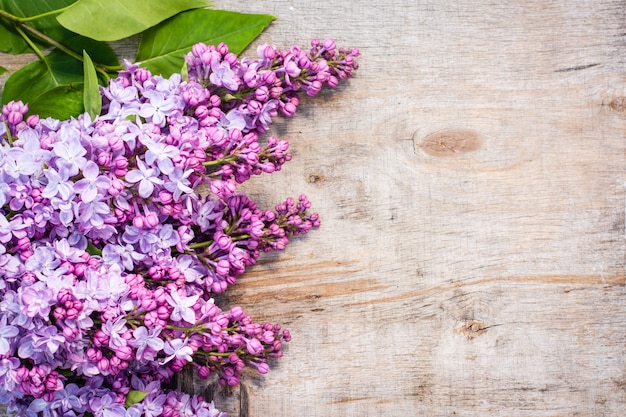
(25, 245, 60, 278)
(0, 357, 20, 391)
(102, 243, 146, 271)
(125, 158, 163, 198)
(218, 109, 246, 133)
(42, 167, 74, 201)
(122, 225, 159, 254)
(210, 61, 238, 90)
(51, 383, 86, 414)
(128, 326, 164, 361)
(166, 289, 199, 324)
(53, 135, 87, 177)
(102, 316, 128, 349)
(4, 147, 40, 178)
(154, 224, 181, 250)
(74, 161, 111, 203)
(138, 90, 181, 127)
(20, 281, 55, 319)
(0, 215, 28, 243)
(90, 392, 127, 417)
(161, 338, 194, 364)
(32, 325, 66, 355)
(163, 167, 194, 201)
(144, 139, 178, 175)
(0, 315, 18, 355)
(175, 255, 207, 284)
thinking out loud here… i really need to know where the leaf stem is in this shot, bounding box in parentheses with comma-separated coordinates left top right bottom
(12, 24, 46, 62)
(18, 22, 84, 63)
(13, 4, 75, 22)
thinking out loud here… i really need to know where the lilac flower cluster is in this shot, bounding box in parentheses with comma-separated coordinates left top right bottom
(0, 39, 358, 417)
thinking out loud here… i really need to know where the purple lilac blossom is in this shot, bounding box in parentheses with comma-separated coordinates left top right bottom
(0, 37, 358, 417)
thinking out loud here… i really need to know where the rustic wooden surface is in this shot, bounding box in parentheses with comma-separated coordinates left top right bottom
(2, 1, 626, 416)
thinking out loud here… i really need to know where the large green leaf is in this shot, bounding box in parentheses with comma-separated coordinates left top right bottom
(56, 0, 212, 41)
(0, 18, 32, 54)
(136, 9, 275, 77)
(1, 50, 83, 106)
(27, 83, 84, 119)
(0, 0, 78, 48)
(0, 0, 118, 65)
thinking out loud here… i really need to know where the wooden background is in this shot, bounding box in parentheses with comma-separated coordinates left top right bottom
(2, 0, 626, 416)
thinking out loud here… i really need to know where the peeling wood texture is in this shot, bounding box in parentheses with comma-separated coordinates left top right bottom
(2, 0, 626, 416)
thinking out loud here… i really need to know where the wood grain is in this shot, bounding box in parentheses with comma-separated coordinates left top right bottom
(2, 0, 626, 416)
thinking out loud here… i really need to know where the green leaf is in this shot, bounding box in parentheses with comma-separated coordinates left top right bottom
(136, 9, 274, 77)
(0, 66, 7, 76)
(85, 242, 102, 256)
(0, 0, 78, 50)
(125, 391, 149, 408)
(1, 50, 83, 106)
(82, 50, 101, 119)
(27, 84, 84, 119)
(65, 36, 120, 67)
(0, 19, 32, 54)
(0, 0, 118, 65)
(56, 0, 212, 41)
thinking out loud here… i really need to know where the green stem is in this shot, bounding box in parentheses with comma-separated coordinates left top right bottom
(13, 4, 74, 22)
(188, 241, 213, 250)
(202, 155, 239, 167)
(19, 22, 85, 63)
(13, 24, 46, 62)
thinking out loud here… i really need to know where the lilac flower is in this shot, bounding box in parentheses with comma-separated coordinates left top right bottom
(161, 338, 194, 364)
(0, 215, 28, 243)
(104, 78, 139, 104)
(42, 167, 74, 201)
(51, 383, 86, 414)
(52, 135, 87, 177)
(77, 199, 114, 231)
(138, 90, 181, 127)
(0, 37, 356, 416)
(20, 281, 55, 319)
(0, 357, 20, 392)
(25, 245, 60, 279)
(32, 325, 66, 356)
(0, 315, 18, 355)
(102, 316, 128, 349)
(217, 109, 246, 133)
(125, 158, 163, 198)
(4, 147, 40, 178)
(90, 392, 127, 417)
(154, 224, 181, 250)
(176, 255, 208, 283)
(128, 326, 164, 361)
(102, 243, 146, 270)
(50, 196, 76, 226)
(122, 225, 159, 254)
(210, 61, 238, 90)
(140, 393, 166, 417)
(144, 138, 178, 175)
(163, 167, 194, 201)
(166, 289, 199, 324)
(74, 161, 111, 203)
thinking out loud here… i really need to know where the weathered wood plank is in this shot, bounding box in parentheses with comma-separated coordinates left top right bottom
(1, 0, 625, 416)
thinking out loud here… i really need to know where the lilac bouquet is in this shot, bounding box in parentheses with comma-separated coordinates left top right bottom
(0, 39, 359, 417)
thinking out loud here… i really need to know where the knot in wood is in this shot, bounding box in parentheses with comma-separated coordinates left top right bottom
(416, 129, 482, 157)
(459, 320, 487, 340)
